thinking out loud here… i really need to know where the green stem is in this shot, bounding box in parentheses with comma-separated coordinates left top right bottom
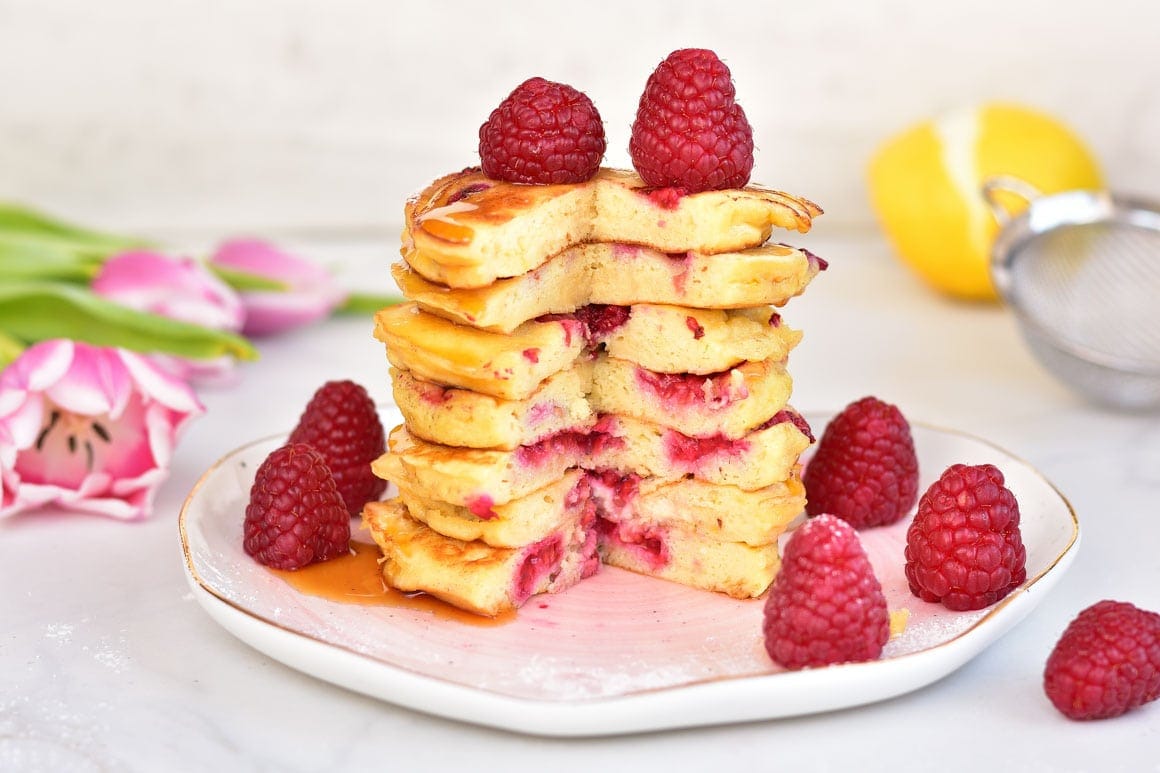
(336, 292, 403, 315)
(207, 264, 290, 292)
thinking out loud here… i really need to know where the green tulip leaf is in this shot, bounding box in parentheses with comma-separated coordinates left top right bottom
(0, 282, 258, 362)
(0, 237, 104, 282)
(0, 202, 145, 252)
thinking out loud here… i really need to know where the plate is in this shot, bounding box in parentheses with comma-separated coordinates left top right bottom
(179, 409, 1079, 737)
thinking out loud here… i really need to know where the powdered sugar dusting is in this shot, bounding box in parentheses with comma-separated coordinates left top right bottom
(511, 654, 702, 700)
(0, 696, 107, 773)
(44, 623, 74, 643)
(884, 607, 989, 655)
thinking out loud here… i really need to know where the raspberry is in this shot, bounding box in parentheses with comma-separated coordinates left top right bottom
(288, 380, 386, 515)
(1044, 600, 1160, 720)
(243, 443, 350, 570)
(904, 463, 1027, 611)
(478, 77, 606, 185)
(803, 396, 919, 528)
(763, 514, 890, 669)
(629, 48, 754, 192)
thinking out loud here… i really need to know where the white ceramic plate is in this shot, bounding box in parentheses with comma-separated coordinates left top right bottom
(179, 409, 1078, 737)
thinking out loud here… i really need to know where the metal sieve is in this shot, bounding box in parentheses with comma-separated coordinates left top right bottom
(986, 176, 1160, 410)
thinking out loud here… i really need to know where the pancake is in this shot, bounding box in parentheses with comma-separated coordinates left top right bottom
(375, 302, 800, 401)
(588, 471, 805, 547)
(371, 409, 812, 511)
(588, 355, 792, 441)
(396, 470, 587, 549)
(598, 522, 779, 599)
(390, 362, 595, 451)
(391, 354, 792, 450)
(403, 167, 821, 288)
(363, 497, 598, 617)
(605, 410, 811, 490)
(393, 241, 821, 334)
(374, 303, 588, 400)
(363, 470, 805, 609)
(604, 304, 799, 375)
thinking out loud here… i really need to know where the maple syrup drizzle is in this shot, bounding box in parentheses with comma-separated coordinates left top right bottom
(270, 541, 514, 627)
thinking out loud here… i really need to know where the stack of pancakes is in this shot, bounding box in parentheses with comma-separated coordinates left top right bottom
(363, 167, 824, 616)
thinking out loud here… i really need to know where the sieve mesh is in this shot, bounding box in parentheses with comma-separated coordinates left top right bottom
(1007, 220, 1160, 372)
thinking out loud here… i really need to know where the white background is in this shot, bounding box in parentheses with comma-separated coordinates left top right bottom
(2, 0, 1159, 234)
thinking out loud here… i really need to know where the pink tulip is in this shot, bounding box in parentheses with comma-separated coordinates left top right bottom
(0, 339, 204, 520)
(92, 251, 245, 330)
(209, 239, 347, 337)
(91, 251, 246, 382)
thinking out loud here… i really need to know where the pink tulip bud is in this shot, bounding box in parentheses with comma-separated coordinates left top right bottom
(209, 239, 347, 337)
(0, 339, 204, 520)
(92, 251, 246, 382)
(93, 251, 245, 331)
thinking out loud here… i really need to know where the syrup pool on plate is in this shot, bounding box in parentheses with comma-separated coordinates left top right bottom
(270, 539, 514, 627)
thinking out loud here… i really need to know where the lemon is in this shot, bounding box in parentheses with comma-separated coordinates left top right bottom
(867, 103, 1103, 300)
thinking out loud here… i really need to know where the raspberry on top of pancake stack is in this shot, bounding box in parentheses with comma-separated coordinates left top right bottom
(363, 49, 827, 616)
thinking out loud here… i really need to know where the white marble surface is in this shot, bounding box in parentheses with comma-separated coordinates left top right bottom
(2, 231, 1158, 772)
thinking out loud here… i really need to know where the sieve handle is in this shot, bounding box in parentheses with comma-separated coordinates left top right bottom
(982, 176, 1043, 226)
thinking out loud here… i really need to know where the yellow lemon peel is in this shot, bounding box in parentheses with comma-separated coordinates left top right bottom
(868, 103, 1103, 301)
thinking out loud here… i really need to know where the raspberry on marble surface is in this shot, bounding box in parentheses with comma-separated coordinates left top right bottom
(1044, 600, 1160, 720)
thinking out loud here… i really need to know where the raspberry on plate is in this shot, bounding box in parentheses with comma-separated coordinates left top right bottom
(478, 77, 606, 185)
(629, 48, 754, 192)
(904, 463, 1027, 611)
(243, 443, 351, 570)
(763, 514, 890, 670)
(288, 380, 386, 516)
(1044, 600, 1160, 720)
(803, 396, 919, 528)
